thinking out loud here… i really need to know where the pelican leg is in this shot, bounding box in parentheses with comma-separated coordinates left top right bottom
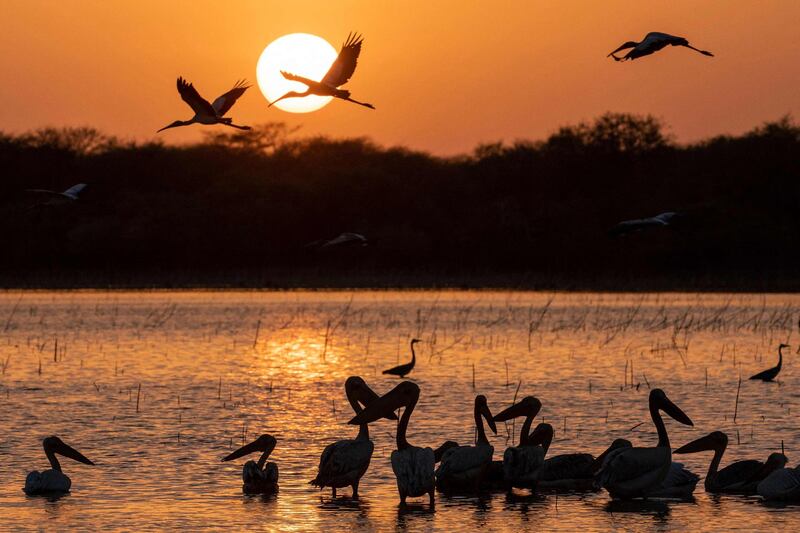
(428, 489, 435, 507)
(351, 480, 359, 498)
(332, 487, 336, 498)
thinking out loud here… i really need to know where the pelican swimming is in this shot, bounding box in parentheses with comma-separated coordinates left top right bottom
(310, 376, 397, 498)
(675, 431, 787, 494)
(221, 434, 279, 494)
(26, 183, 87, 207)
(492, 396, 544, 490)
(158, 77, 251, 132)
(382, 338, 420, 378)
(757, 464, 800, 501)
(269, 33, 374, 110)
(435, 395, 497, 492)
(608, 32, 714, 62)
(750, 343, 789, 382)
(24, 436, 94, 495)
(595, 388, 695, 499)
(348, 381, 435, 507)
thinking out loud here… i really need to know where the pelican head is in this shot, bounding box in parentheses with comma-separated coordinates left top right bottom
(348, 381, 419, 425)
(765, 452, 789, 470)
(475, 395, 497, 434)
(591, 438, 633, 472)
(650, 388, 693, 426)
(528, 422, 554, 451)
(345, 376, 398, 420)
(268, 91, 310, 108)
(433, 441, 460, 463)
(157, 120, 189, 133)
(42, 436, 95, 472)
(492, 396, 542, 422)
(674, 431, 727, 455)
(222, 434, 277, 464)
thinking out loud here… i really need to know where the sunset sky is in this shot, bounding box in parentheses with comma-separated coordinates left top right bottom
(2, 0, 799, 155)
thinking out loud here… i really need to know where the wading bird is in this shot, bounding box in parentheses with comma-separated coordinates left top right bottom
(675, 431, 787, 494)
(757, 463, 800, 501)
(24, 436, 94, 495)
(269, 33, 375, 110)
(348, 381, 435, 507)
(609, 211, 679, 238)
(608, 32, 714, 61)
(595, 389, 696, 499)
(222, 434, 279, 494)
(435, 395, 497, 492)
(158, 78, 251, 132)
(750, 343, 789, 382)
(382, 338, 420, 378)
(26, 183, 87, 207)
(492, 396, 545, 490)
(310, 376, 397, 498)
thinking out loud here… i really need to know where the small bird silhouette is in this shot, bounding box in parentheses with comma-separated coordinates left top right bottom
(382, 339, 421, 378)
(608, 32, 713, 62)
(158, 78, 251, 132)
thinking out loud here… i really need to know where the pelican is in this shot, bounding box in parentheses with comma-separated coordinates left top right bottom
(750, 343, 789, 382)
(492, 396, 544, 490)
(757, 464, 800, 501)
(382, 338, 420, 378)
(158, 77, 251, 132)
(24, 436, 94, 495)
(26, 183, 87, 207)
(434, 441, 460, 463)
(348, 381, 435, 507)
(609, 212, 679, 237)
(675, 431, 787, 494)
(595, 388, 695, 499)
(269, 33, 375, 110)
(221, 434, 278, 494)
(608, 32, 714, 62)
(310, 376, 397, 498)
(435, 395, 497, 492)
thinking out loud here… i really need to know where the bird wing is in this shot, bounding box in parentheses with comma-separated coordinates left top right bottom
(321, 33, 364, 88)
(643, 32, 681, 44)
(61, 183, 87, 199)
(177, 77, 216, 117)
(281, 71, 318, 87)
(538, 453, 594, 481)
(25, 189, 64, 198)
(758, 467, 800, 500)
(211, 80, 251, 117)
(653, 212, 677, 225)
(716, 459, 763, 488)
(436, 445, 493, 478)
(660, 462, 700, 488)
(599, 447, 670, 486)
(311, 439, 372, 486)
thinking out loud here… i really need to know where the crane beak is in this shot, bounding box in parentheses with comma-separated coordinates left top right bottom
(674, 433, 716, 454)
(157, 121, 181, 133)
(268, 93, 293, 108)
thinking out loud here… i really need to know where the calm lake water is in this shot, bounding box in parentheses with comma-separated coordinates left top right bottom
(1, 290, 800, 531)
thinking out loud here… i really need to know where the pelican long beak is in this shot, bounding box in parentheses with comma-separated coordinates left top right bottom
(55, 440, 95, 466)
(660, 395, 694, 426)
(349, 383, 415, 425)
(481, 402, 497, 434)
(674, 433, 717, 454)
(493, 397, 541, 422)
(222, 435, 276, 462)
(357, 384, 399, 421)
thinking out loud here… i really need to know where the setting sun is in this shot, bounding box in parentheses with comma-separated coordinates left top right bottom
(256, 33, 338, 114)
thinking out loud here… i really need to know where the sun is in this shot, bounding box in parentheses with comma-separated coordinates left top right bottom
(256, 33, 338, 114)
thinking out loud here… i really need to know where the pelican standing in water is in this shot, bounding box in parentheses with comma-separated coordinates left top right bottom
(595, 389, 696, 499)
(310, 376, 397, 498)
(675, 431, 787, 494)
(269, 33, 375, 109)
(750, 343, 789, 382)
(348, 381, 435, 507)
(492, 396, 544, 490)
(608, 32, 714, 61)
(158, 78, 252, 132)
(24, 436, 94, 495)
(382, 338, 420, 378)
(222, 434, 279, 494)
(435, 395, 497, 492)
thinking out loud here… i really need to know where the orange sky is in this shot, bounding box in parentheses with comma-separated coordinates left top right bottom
(2, 0, 799, 155)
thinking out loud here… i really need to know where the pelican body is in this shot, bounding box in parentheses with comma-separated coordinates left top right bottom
(158, 78, 251, 132)
(310, 376, 397, 497)
(349, 381, 435, 507)
(270, 33, 375, 110)
(750, 343, 789, 382)
(608, 32, 714, 61)
(24, 436, 94, 495)
(382, 338, 420, 378)
(595, 389, 695, 499)
(675, 431, 787, 494)
(758, 464, 800, 501)
(222, 434, 279, 494)
(492, 396, 545, 490)
(435, 395, 497, 493)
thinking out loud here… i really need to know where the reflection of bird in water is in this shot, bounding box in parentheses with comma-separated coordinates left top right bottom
(675, 431, 787, 493)
(492, 396, 544, 490)
(307, 232, 369, 252)
(310, 376, 396, 498)
(435, 395, 497, 492)
(26, 183, 87, 207)
(609, 212, 679, 237)
(595, 389, 697, 499)
(222, 434, 279, 494)
(750, 343, 789, 382)
(382, 338, 420, 378)
(608, 32, 714, 61)
(349, 381, 435, 507)
(24, 436, 94, 495)
(158, 77, 251, 132)
(269, 33, 375, 110)
(758, 463, 800, 501)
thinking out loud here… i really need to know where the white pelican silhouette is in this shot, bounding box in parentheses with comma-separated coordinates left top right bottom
(608, 32, 714, 61)
(24, 436, 94, 495)
(158, 78, 251, 132)
(492, 396, 545, 490)
(222, 434, 278, 494)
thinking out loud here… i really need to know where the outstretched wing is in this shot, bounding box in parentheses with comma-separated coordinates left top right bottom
(212, 80, 251, 116)
(321, 32, 364, 88)
(177, 77, 216, 117)
(281, 71, 318, 87)
(62, 183, 87, 199)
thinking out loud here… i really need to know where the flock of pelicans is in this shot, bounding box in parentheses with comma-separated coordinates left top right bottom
(23, 341, 800, 507)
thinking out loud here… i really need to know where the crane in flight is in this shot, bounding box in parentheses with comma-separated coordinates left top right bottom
(609, 211, 679, 238)
(26, 183, 87, 207)
(608, 32, 714, 62)
(158, 78, 252, 132)
(269, 33, 375, 110)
